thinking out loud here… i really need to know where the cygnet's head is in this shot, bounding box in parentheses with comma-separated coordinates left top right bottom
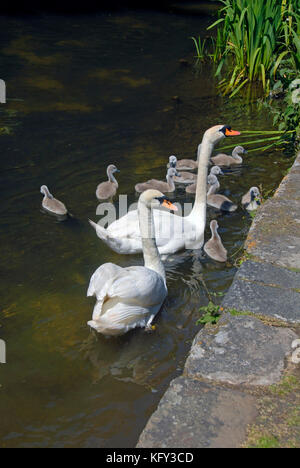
(40, 185, 53, 198)
(169, 155, 177, 168)
(167, 167, 180, 178)
(234, 145, 247, 154)
(107, 164, 120, 175)
(250, 187, 261, 203)
(210, 166, 224, 176)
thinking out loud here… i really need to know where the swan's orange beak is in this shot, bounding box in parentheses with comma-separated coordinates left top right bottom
(225, 128, 241, 136)
(162, 199, 178, 211)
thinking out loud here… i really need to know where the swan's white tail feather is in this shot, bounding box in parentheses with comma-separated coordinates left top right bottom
(88, 219, 134, 254)
(88, 219, 108, 241)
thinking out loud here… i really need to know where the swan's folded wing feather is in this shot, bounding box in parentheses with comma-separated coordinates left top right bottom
(107, 210, 140, 239)
(107, 209, 186, 247)
(88, 264, 167, 322)
(87, 263, 123, 299)
(107, 266, 167, 307)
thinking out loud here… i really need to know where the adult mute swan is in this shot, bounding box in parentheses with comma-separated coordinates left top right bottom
(87, 189, 176, 336)
(89, 125, 240, 255)
(135, 167, 180, 193)
(96, 164, 120, 200)
(40, 185, 68, 216)
(242, 187, 261, 211)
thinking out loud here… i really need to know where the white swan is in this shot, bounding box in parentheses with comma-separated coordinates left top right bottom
(89, 125, 240, 255)
(40, 185, 68, 216)
(96, 164, 120, 200)
(87, 190, 176, 336)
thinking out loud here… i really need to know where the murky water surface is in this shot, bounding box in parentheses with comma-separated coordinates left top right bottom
(0, 7, 292, 447)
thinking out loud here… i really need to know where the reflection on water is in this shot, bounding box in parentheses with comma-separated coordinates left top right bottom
(0, 8, 292, 448)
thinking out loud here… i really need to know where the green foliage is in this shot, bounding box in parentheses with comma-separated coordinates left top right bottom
(269, 375, 299, 396)
(271, 77, 300, 144)
(249, 435, 280, 448)
(190, 36, 207, 60)
(0, 126, 12, 135)
(227, 308, 248, 316)
(207, 0, 300, 97)
(196, 302, 222, 325)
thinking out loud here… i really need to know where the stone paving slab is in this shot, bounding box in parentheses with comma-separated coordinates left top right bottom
(184, 313, 298, 386)
(235, 259, 300, 290)
(136, 376, 257, 448)
(222, 261, 300, 323)
(246, 198, 300, 270)
(275, 170, 300, 202)
(246, 152, 300, 270)
(274, 152, 300, 202)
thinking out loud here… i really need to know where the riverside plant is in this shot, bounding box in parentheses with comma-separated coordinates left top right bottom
(190, 36, 207, 61)
(196, 302, 223, 325)
(267, 75, 300, 150)
(206, 0, 300, 97)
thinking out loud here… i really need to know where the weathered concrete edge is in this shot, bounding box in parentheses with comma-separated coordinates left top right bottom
(137, 151, 300, 448)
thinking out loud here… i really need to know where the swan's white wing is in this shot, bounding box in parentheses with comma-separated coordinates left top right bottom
(88, 302, 163, 336)
(87, 262, 123, 299)
(107, 209, 188, 248)
(88, 264, 167, 324)
(107, 210, 140, 239)
(108, 266, 167, 307)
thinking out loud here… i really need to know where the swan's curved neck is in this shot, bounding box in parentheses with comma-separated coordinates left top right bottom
(232, 148, 243, 162)
(166, 173, 175, 191)
(207, 175, 219, 195)
(207, 182, 218, 196)
(43, 187, 53, 199)
(108, 169, 118, 186)
(211, 226, 220, 241)
(189, 136, 214, 220)
(138, 201, 166, 283)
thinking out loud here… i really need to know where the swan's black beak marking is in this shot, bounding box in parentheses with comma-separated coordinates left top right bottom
(220, 125, 241, 136)
(156, 196, 178, 211)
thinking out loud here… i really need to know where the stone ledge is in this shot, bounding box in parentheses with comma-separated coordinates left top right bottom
(136, 376, 257, 448)
(245, 152, 300, 270)
(235, 260, 300, 290)
(222, 262, 300, 323)
(246, 198, 300, 270)
(184, 313, 298, 386)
